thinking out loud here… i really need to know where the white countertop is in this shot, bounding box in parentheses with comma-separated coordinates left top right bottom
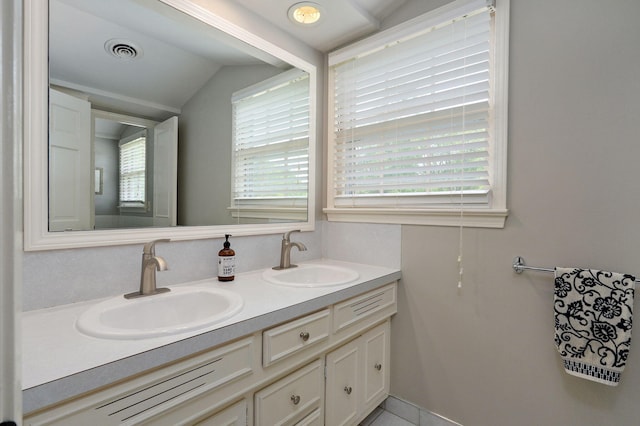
(22, 258, 401, 413)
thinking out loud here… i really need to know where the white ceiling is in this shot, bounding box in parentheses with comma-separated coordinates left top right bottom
(49, 0, 408, 120)
(233, 0, 408, 52)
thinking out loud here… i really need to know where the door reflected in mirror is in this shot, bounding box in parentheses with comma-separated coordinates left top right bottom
(48, 0, 310, 232)
(93, 109, 178, 230)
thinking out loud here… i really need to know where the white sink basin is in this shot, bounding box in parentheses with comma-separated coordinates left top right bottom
(262, 264, 359, 287)
(76, 286, 243, 339)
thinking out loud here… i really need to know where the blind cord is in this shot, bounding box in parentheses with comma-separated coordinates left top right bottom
(457, 16, 469, 291)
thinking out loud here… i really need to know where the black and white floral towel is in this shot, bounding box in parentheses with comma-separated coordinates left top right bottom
(554, 268, 635, 386)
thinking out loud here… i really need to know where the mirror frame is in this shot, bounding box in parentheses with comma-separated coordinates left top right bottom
(23, 0, 317, 251)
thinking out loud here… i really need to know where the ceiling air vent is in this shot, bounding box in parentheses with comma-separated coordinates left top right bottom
(104, 39, 143, 60)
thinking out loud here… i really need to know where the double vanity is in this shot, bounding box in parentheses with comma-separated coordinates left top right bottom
(21, 0, 399, 423)
(23, 259, 401, 425)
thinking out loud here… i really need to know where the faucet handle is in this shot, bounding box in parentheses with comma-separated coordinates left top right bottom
(143, 238, 171, 255)
(283, 230, 301, 241)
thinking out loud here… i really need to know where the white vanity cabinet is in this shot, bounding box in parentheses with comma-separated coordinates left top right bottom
(325, 321, 390, 426)
(24, 282, 397, 426)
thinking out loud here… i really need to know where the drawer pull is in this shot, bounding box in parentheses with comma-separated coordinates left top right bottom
(299, 331, 310, 341)
(291, 394, 301, 405)
(344, 386, 353, 395)
(374, 363, 382, 371)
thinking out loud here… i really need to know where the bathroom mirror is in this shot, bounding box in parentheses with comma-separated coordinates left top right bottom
(24, 0, 317, 250)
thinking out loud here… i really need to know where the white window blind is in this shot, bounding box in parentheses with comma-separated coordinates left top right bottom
(119, 132, 146, 206)
(330, 0, 497, 210)
(231, 69, 309, 215)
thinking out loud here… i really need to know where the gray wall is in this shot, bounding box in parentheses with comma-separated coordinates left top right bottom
(178, 64, 281, 226)
(389, 0, 640, 425)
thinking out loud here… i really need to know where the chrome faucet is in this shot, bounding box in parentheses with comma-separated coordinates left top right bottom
(273, 230, 307, 270)
(125, 239, 170, 299)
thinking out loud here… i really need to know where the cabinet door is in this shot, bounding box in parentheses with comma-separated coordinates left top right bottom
(361, 323, 389, 413)
(325, 341, 359, 426)
(195, 399, 246, 426)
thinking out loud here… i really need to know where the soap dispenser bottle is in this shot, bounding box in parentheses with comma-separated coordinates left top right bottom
(218, 234, 235, 282)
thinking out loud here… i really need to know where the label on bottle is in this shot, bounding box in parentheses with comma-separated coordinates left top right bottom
(218, 256, 235, 278)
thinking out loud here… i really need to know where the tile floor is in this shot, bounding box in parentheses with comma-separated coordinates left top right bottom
(358, 397, 459, 426)
(360, 407, 416, 426)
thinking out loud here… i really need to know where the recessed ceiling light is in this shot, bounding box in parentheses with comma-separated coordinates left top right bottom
(288, 2, 322, 26)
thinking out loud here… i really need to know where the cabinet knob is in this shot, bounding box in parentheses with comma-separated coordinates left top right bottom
(291, 394, 301, 405)
(344, 386, 353, 395)
(299, 331, 310, 341)
(374, 363, 382, 371)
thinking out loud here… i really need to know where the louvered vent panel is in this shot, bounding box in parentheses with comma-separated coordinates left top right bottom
(27, 338, 254, 426)
(333, 284, 397, 333)
(95, 357, 223, 422)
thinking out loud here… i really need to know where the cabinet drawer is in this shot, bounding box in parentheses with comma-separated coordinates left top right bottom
(254, 359, 324, 426)
(263, 309, 330, 366)
(333, 283, 396, 334)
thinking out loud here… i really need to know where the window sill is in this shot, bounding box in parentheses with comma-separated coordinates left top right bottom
(117, 204, 147, 214)
(323, 207, 508, 228)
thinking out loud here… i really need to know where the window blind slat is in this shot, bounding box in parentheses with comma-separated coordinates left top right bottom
(334, 154, 489, 177)
(335, 132, 489, 154)
(335, 129, 489, 154)
(235, 107, 309, 131)
(334, 178, 490, 194)
(235, 129, 310, 147)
